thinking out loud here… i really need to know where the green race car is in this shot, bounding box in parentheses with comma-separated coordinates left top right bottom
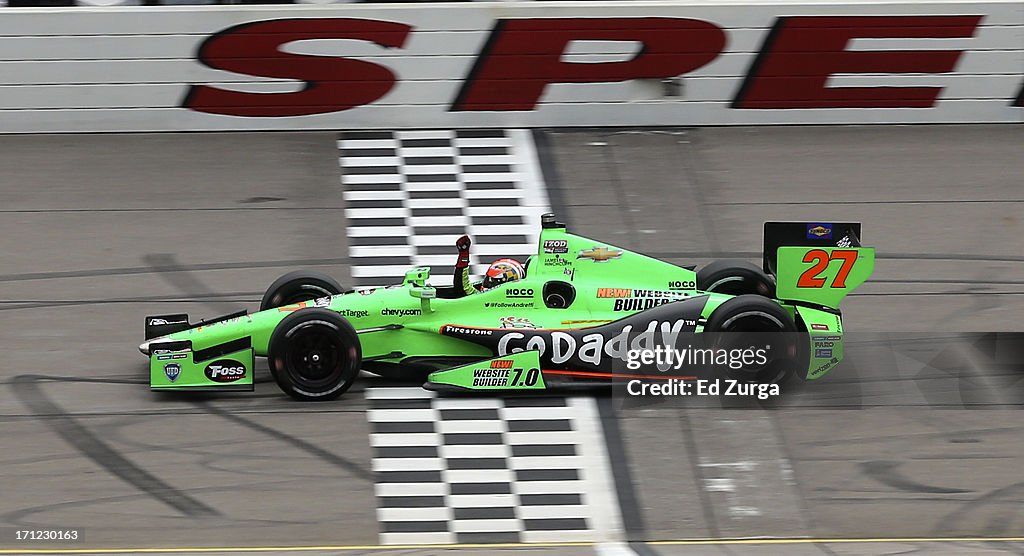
(140, 215, 874, 400)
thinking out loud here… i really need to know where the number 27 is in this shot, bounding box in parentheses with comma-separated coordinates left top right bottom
(798, 249, 858, 288)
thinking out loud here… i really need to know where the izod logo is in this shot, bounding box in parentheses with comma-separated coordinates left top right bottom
(204, 360, 246, 383)
(543, 239, 568, 254)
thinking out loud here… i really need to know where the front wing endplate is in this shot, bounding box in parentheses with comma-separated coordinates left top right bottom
(150, 345, 255, 392)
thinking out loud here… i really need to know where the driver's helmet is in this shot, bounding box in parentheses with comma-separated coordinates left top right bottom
(482, 258, 525, 290)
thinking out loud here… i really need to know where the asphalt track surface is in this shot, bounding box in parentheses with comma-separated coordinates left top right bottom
(0, 126, 1022, 555)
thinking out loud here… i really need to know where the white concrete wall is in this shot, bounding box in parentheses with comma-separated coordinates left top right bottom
(0, 2, 1021, 131)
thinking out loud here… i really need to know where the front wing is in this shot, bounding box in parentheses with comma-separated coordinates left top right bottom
(149, 340, 255, 392)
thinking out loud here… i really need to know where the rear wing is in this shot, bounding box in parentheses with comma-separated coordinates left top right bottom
(764, 222, 874, 310)
(763, 222, 862, 276)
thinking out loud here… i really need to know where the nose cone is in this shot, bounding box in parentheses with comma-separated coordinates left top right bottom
(139, 340, 152, 356)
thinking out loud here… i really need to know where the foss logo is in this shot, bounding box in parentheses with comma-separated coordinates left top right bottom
(204, 359, 247, 383)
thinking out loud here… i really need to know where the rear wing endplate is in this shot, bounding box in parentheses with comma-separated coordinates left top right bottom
(763, 222, 862, 277)
(764, 222, 873, 310)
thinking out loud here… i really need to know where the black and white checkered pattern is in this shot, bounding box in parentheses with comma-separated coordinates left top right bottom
(368, 388, 622, 545)
(339, 129, 551, 287)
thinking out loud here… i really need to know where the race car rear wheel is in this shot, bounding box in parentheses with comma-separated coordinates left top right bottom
(704, 294, 802, 385)
(268, 308, 361, 401)
(260, 270, 346, 311)
(697, 260, 776, 298)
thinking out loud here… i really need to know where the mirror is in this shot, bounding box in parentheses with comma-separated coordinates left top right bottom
(403, 267, 431, 286)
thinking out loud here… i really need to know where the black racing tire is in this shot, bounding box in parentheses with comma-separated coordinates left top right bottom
(697, 259, 776, 298)
(260, 270, 346, 312)
(268, 308, 361, 401)
(704, 294, 803, 385)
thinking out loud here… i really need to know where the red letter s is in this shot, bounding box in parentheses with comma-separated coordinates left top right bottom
(184, 18, 411, 117)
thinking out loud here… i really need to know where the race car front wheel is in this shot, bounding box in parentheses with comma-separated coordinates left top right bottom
(697, 260, 776, 298)
(268, 308, 362, 401)
(704, 294, 803, 385)
(260, 270, 347, 311)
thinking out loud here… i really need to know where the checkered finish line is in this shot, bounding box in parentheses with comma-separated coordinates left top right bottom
(367, 388, 623, 545)
(339, 129, 552, 287)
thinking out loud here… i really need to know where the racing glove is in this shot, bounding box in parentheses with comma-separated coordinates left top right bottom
(455, 235, 471, 269)
(454, 235, 475, 296)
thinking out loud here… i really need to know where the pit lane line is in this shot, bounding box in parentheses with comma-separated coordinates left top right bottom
(5, 537, 1024, 554)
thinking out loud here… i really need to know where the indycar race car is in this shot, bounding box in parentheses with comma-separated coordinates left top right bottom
(140, 215, 874, 400)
